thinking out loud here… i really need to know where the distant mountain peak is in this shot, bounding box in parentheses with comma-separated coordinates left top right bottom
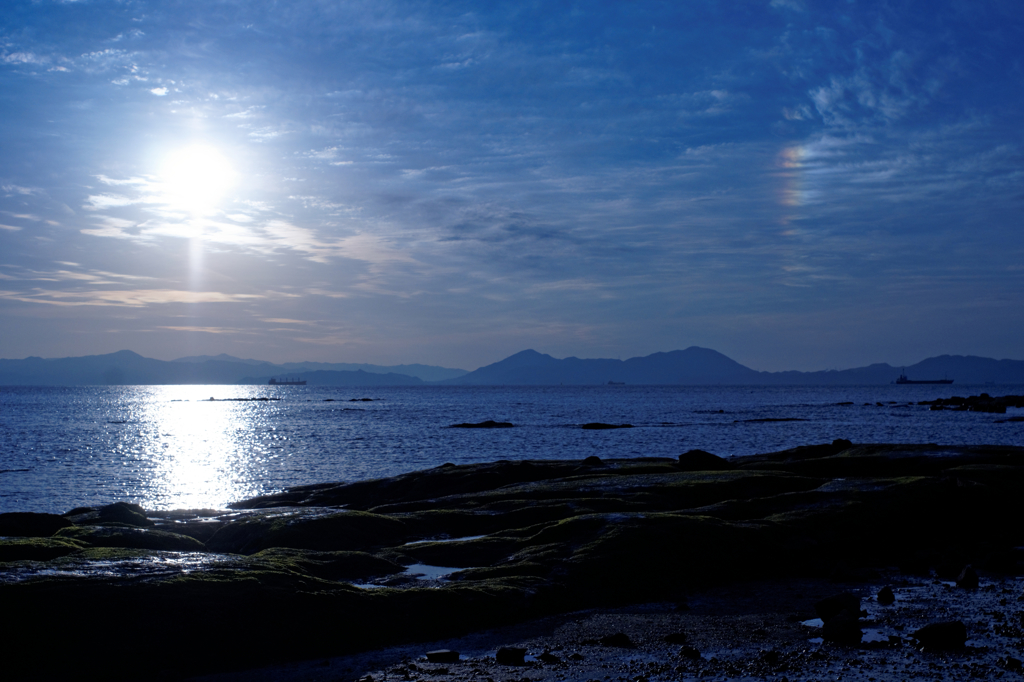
(508, 349, 546, 358)
(108, 350, 144, 358)
(494, 349, 559, 367)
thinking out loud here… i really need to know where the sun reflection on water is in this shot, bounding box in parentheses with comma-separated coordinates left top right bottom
(140, 386, 277, 509)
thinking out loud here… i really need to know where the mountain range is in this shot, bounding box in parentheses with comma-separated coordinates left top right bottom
(1, 347, 1022, 386)
(442, 348, 1024, 385)
(0, 351, 465, 386)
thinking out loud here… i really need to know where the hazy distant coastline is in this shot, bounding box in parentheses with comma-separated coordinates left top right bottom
(2, 347, 1023, 386)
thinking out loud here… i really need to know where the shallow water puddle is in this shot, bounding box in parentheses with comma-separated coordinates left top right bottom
(861, 628, 888, 643)
(402, 563, 464, 579)
(0, 552, 234, 584)
(348, 562, 473, 590)
(403, 534, 487, 546)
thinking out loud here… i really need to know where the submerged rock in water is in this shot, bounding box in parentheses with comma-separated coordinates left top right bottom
(448, 420, 515, 428)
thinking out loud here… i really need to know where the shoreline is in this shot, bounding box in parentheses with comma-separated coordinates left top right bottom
(4, 385, 1024, 517)
(2, 442, 1023, 679)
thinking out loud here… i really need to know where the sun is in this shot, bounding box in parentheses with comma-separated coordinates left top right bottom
(160, 145, 236, 213)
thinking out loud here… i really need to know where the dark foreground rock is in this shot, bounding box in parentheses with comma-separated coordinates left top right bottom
(0, 511, 74, 537)
(913, 621, 969, 649)
(2, 443, 1024, 680)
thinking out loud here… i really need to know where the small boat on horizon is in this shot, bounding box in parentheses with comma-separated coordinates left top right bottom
(895, 372, 953, 385)
(269, 377, 307, 385)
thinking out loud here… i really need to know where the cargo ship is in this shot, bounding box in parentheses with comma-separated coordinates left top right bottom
(268, 377, 306, 385)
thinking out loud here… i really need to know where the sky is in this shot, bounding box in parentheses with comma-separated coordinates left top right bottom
(1, 0, 1022, 372)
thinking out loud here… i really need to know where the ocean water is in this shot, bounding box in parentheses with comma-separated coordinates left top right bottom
(1, 384, 1022, 514)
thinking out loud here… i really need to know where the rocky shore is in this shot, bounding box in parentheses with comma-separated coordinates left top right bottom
(2, 441, 1023, 680)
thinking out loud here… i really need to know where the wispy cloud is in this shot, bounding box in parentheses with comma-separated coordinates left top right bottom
(157, 325, 244, 334)
(2, 184, 42, 196)
(0, 288, 263, 307)
(84, 194, 139, 210)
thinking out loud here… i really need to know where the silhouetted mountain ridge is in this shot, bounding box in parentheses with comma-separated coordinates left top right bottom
(0, 351, 454, 385)
(440, 349, 1024, 385)
(1, 349, 1022, 386)
(442, 347, 762, 385)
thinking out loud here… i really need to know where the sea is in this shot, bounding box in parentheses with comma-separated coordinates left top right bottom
(1, 384, 1022, 514)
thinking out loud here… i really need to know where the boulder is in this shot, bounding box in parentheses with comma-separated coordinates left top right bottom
(814, 593, 862, 622)
(678, 645, 701, 660)
(876, 586, 895, 606)
(913, 621, 967, 649)
(956, 565, 979, 589)
(822, 608, 862, 644)
(677, 450, 732, 471)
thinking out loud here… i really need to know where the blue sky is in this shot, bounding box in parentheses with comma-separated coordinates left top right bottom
(1, 0, 1022, 371)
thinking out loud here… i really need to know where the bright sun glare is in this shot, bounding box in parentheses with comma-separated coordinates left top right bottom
(161, 145, 236, 214)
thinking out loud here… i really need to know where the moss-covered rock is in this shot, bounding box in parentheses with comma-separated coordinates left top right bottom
(249, 547, 404, 581)
(207, 509, 409, 554)
(4, 442, 1024, 680)
(54, 525, 206, 552)
(0, 537, 87, 562)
